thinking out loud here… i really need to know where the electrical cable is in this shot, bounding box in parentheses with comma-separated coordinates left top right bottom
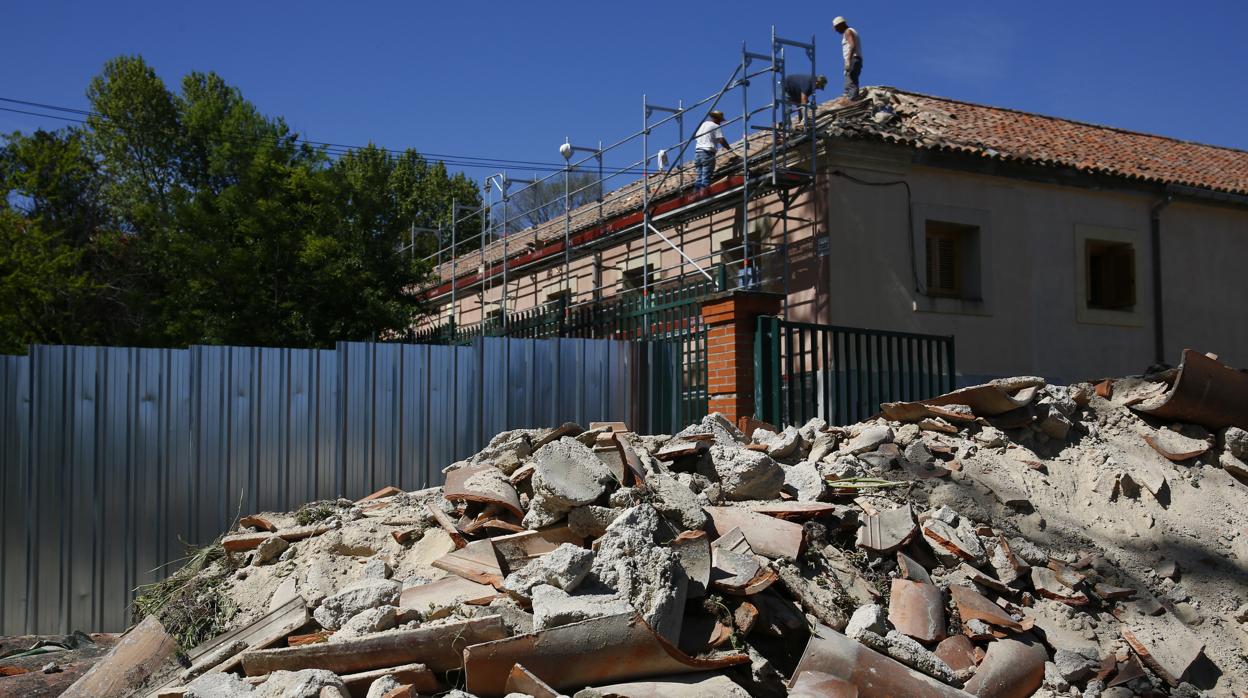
(829, 169, 922, 294)
(0, 97, 659, 175)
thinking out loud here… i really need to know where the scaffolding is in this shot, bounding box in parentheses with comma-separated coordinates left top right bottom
(419, 27, 823, 332)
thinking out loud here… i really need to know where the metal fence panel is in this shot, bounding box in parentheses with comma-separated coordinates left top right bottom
(0, 337, 668, 635)
(755, 317, 957, 426)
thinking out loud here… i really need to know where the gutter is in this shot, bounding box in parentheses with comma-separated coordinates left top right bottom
(1149, 192, 1171, 366)
(1149, 184, 1248, 365)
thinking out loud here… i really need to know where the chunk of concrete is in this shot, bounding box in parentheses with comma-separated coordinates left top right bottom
(253, 535, 289, 565)
(365, 676, 401, 698)
(330, 605, 398, 641)
(845, 425, 893, 455)
(469, 429, 536, 474)
(676, 413, 746, 447)
(759, 426, 802, 458)
(586, 506, 688, 643)
(882, 630, 960, 684)
(1053, 647, 1101, 683)
(252, 669, 347, 698)
(705, 444, 784, 500)
(312, 580, 400, 631)
(530, 585, 633, 631)
(524, 438, 616, 528)
(646, 470, 709, 530)
(185, 671, 255, 697)
(845, 603, 890, 640)
(782, 461, 826, 502)
(567, 505, 620, 539)
(1224, 426, 1248, 460)
(573, 672, 751, 698)
(503, 543, 594, 598)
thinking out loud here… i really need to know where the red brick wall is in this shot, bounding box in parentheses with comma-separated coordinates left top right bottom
(701, 292, 783, 427)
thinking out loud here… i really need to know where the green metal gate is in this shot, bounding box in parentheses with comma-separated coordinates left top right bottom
(755, 316, 956, 427)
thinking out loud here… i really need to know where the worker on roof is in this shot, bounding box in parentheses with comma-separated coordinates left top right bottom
(693, 110, 731, 192)
(784, 73, 828, 128)
(833, 16, 863, 101)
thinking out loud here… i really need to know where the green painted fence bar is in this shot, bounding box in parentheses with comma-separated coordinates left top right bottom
(754, 316, 956, 427)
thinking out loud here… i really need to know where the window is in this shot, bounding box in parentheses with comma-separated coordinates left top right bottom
(545, 288, 571, 308)
(621, 264, 657, 296)
(924, 220, 981, 299)
(1085, 240, 1135, 310)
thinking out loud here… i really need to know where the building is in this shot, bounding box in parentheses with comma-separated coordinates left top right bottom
(420, 86, 1248, 387)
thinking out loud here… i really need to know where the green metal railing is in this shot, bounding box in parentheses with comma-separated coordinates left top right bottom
(413, 276, 720, 426)
(755, 316, 956, 427)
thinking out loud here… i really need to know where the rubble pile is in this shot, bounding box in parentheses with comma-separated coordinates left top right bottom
(50, 358, 1248, 697)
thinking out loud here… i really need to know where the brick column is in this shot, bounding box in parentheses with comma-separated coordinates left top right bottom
(702, 291, 784, 428)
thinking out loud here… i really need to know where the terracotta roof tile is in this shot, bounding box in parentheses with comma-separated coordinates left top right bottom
(839, 88, 1248, 196)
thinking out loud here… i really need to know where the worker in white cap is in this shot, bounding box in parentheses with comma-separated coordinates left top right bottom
(693, 110, 731, 192)
(833, 16, 862, 100)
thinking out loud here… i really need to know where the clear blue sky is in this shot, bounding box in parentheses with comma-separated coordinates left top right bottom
(3, 1, 1245, 187)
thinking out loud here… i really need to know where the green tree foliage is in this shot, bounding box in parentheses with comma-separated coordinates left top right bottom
(0, 55, 482, 351)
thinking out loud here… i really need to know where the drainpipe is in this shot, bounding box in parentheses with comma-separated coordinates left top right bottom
(1149, 191, 1172, 366)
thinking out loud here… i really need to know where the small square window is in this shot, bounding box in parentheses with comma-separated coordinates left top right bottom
(545, 289, 571, 308)
(621, 264, 657, 296)
(924, 221, 981, 299)
(1086, 240, 1135, 310)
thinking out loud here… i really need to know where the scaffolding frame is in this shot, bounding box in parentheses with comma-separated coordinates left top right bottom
(421, 28, 821, 333)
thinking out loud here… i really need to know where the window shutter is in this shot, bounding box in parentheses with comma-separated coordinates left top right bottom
(926, 235, 960, 296)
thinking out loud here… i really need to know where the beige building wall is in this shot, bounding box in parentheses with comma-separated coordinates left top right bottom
(825, 144, 1248, 383)
(426, 141, 1248, 385)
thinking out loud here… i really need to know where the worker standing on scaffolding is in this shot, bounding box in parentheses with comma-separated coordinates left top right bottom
(833, 16, 862, 100)
(694, 110, 731, 192)
(784, 74, 828, 128)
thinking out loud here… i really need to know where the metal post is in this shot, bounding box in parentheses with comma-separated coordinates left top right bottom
(450, 198, 457, 326)
(564, 159, 571, 298)
(500, 174, 509, 328)
(479, 181, 489, 336)
(642, 94, 651, 316)
(741, 43, 751, 289)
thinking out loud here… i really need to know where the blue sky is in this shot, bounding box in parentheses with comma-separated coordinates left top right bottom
(2, 1, 1245, 187)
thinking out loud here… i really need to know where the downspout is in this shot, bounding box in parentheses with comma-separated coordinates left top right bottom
(1149, 190, 1172, 366)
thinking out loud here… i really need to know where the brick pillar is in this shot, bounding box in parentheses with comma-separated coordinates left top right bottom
(702, 291, 784, 428)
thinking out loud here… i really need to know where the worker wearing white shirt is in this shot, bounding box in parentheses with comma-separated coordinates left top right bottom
(834, 16, 863, 100)
(693, 110, 731, 191)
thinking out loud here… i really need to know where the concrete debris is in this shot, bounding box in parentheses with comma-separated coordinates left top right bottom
(845, 603, 890, 640)
(126, 363, 1248, 697)
(312, 580, 400, 631)
(566, 505, 619, 539)
(705, 443, 784, 500)
(502, 542, 593, 598)
(844, 424, 894, 455)
(524, 438, 615, 528)
(586, 505, 688, 643)
(530, 585, 632, 631)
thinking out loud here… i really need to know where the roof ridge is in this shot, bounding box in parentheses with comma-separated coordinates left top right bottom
(881, 86, 1248, 157)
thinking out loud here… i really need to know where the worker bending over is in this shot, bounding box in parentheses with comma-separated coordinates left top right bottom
(784, 73, 828, 127)
(833, 16, 863, 100)
(694, 110, 731, 191)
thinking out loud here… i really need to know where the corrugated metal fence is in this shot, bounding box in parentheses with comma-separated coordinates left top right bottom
(0, 338, 674, 635)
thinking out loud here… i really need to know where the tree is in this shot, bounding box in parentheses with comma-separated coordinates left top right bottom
(492, 168, 603, 235)
(0, 54, 484, 350)
(0, 211, 95, 353)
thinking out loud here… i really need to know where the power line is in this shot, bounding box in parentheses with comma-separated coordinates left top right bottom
(0, 96, 659, 176)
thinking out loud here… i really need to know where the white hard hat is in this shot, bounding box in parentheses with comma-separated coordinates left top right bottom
(833, 16, 847, 27)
